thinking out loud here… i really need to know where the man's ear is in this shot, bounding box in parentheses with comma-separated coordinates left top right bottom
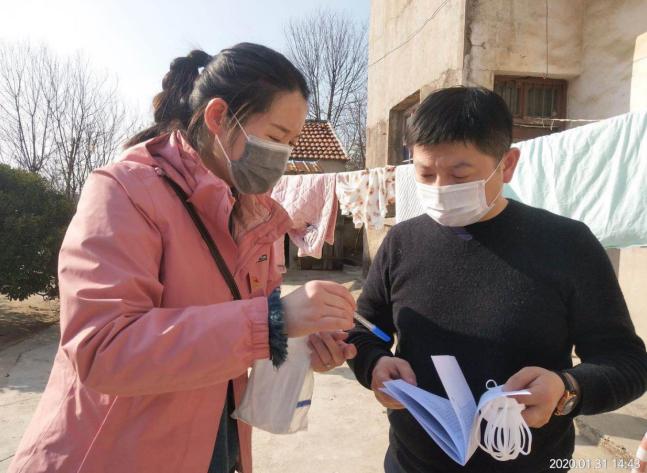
(203, 98, 228, 136)
(502, 148, 521, 184)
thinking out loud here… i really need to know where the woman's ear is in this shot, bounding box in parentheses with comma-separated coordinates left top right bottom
(204, 98, 228, 136)
(502, 147, 521, 184)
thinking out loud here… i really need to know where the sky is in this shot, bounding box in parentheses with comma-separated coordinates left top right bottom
(0, 0, 371, 117)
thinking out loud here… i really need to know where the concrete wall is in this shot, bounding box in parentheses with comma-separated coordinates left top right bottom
(623, 30, 647, 345)
(366, 0, 467, 169)
(365, 0, 647, 342)
(619, 248, 647, 345)
(464, 0, 584, 88)
(568, 0, 647, 120)
(365, 0, 469, 264)
(631, 32, 647, 112)
(367, 0, 647, 142)
(462, 0, 647, 343)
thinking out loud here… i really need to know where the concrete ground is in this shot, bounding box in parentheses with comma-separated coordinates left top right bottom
(0, 270, 644, 472)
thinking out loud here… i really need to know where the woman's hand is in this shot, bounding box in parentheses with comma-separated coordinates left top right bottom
(308, 331, 357, 372)
(504, 366, 566, 428)
(281, 280, 356, 338)
(371, 356, 417, 409)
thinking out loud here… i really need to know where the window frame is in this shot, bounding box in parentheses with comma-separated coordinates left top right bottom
(494, 75, 568, 126)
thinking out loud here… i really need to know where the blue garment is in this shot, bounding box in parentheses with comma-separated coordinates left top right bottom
(208, 382, 239, 473)
(505, 111, 647, 248)
(450, 227, 473, 241)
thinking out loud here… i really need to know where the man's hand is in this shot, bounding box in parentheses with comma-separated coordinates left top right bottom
(371, 356, 417, 409)
(504, 366, 566, 428)
(308, 332, 357, 372)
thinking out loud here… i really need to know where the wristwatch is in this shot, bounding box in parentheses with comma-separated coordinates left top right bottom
(553, 371, 580, 416)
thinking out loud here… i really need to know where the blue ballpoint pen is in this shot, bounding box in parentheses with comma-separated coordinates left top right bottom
(353, 312, 392, 343)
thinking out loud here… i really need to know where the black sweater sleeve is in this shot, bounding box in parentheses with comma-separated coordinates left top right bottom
(564, 223, 647, 415)
(347, 232, 397, 390)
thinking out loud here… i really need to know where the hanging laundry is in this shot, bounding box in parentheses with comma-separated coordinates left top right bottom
(395, 164, 425, 223)
(336, 166, 396, 230)
(504, 111, 647, 248)
(271, 173, 338, 260)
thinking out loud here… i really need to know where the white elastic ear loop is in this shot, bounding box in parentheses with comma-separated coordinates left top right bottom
(214, 113, 245, 166)
(214, 134, 231, 163)
(476, 380, 532, 461)
(483, 159, 505, 209)
(231, 113, 249, 139)
(213, 112, 249, 161)
(484, 156, 505, 184)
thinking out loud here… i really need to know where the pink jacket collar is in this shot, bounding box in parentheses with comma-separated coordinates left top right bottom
(121, 131, 291, 245)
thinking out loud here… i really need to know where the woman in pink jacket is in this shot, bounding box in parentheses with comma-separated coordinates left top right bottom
(9, 43, 357, 473)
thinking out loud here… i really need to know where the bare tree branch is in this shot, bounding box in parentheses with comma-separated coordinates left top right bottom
(285, 9, 368, 168)
(0, 41, 139, 200)
(0, 42, 57, 172)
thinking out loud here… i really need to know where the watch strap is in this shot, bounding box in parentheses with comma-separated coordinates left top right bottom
(554, 370, 575, 393)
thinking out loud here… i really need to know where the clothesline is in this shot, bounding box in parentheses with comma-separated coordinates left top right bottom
(271, 166, 397, 271)
(275, 111, 646, 263)
(515, 117, 602, 131)
(529, 117, 601, 122)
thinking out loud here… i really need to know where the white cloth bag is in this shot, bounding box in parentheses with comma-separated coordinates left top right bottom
(233, 336, 314, 434)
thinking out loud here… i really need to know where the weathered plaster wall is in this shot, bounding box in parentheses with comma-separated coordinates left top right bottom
(568, 0, 647, 119)
(366, 0, 467, 169)
(464, 0, 584, 89)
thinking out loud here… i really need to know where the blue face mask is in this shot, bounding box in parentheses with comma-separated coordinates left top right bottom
(215, 115, 292, 194)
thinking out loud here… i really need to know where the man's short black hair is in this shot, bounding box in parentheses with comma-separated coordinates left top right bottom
(405, 86, 513, 160)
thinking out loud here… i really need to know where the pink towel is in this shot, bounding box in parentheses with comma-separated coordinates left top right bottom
(271, 174, 339, 264)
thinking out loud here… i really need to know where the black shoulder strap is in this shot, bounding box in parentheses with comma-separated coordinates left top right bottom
(160, 174, 242, 301)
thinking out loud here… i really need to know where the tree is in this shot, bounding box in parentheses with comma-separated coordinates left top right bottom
(0, 43, 57, 173)
(46, 54, 135, 200)
(285, 9, 368, 169)
(337, 90, 367, 171)
(0, 163, 75, 301)
(0, 41, 138, 200)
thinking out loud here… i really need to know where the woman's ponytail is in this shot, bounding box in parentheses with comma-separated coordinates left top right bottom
(126, 43, 309, 150)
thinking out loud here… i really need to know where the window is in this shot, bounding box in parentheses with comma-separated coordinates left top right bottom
(494, 76, 568, 141)
(400, 103, 418, 163)
(389, 91, 420, 165)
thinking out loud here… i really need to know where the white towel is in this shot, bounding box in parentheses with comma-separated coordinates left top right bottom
(395, 164, 425, 223)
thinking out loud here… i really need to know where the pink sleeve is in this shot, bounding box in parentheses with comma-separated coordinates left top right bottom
(58, 172, 269, 397)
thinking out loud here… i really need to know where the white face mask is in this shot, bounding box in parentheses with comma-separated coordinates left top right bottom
(474, 380, 532, 462)
(415, 159, 504, 227)
(214, 115, 292, 195)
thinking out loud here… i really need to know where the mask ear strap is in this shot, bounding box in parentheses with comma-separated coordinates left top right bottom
(231, 113, 249, 140)
(214, 135, 231, 164)
(490, 187, 504, 207)
(486, 156, 506, 183)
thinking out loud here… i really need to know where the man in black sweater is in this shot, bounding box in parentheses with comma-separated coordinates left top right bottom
(338, 87, 647, 472)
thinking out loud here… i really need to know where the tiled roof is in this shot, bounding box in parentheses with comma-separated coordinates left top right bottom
(290, 120, 349, 161)
(285, 160, 324, 174)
